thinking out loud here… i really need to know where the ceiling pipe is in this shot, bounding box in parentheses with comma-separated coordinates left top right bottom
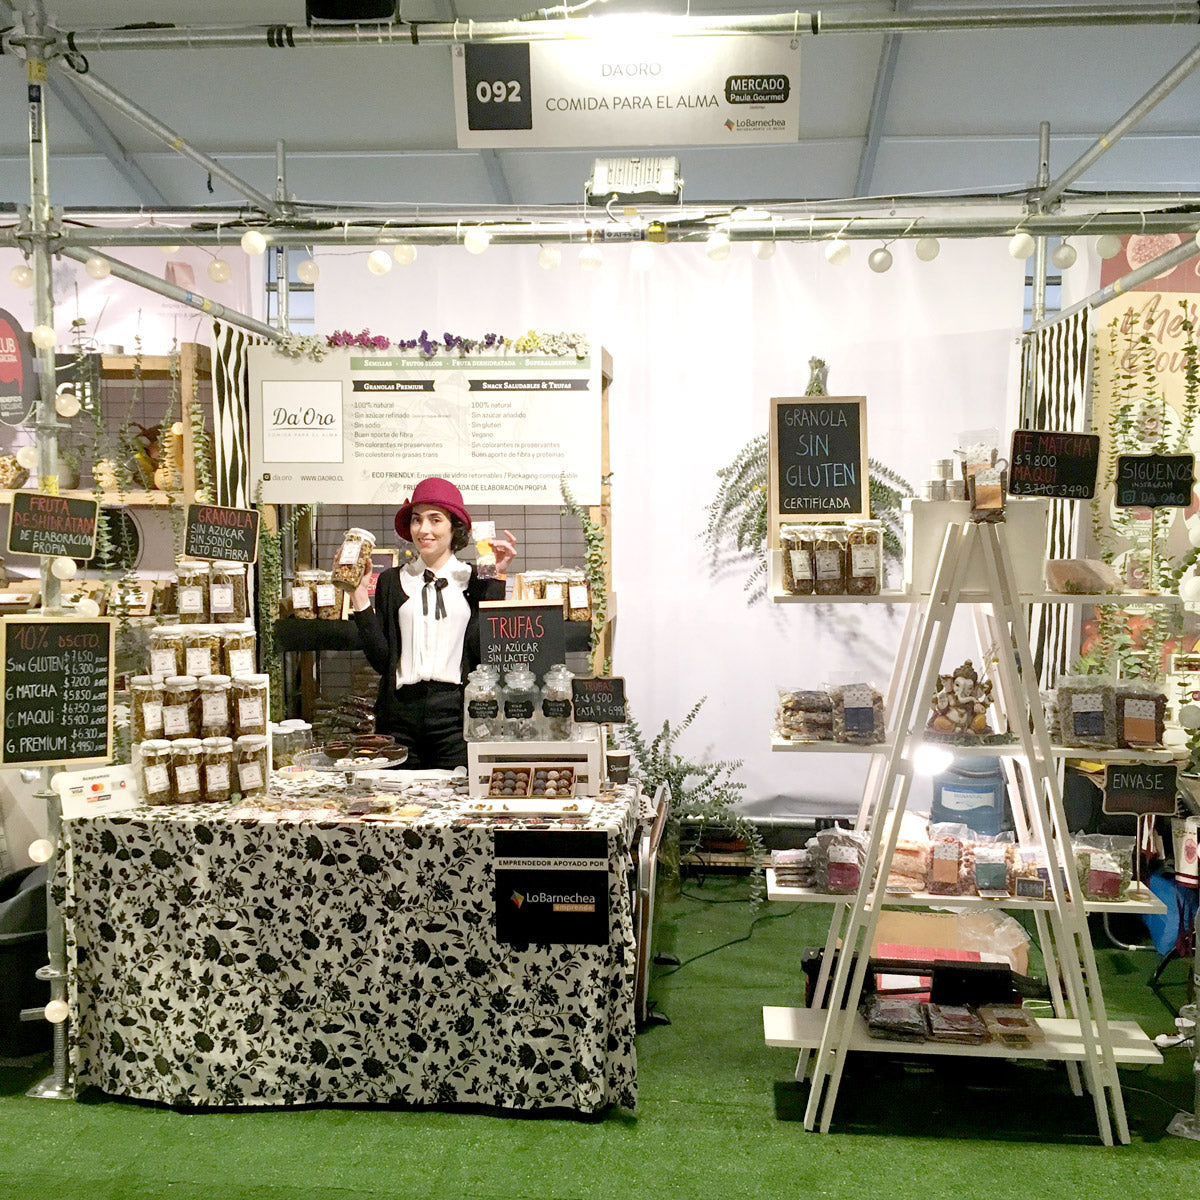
(57, 245, 284, 342)
(10, 209, 1196, 249)
(1040, 39, 1200, 211)
(3, 5, 1198, 54)
(49, 62, 281, 216)
(1032, 234, 1200, 330)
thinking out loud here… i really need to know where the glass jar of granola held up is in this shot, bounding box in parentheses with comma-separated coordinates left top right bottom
(332, 528, 376, 591)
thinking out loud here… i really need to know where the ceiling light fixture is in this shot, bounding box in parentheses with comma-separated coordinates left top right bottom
(578, 244, 603, 271)
(1095, 233, 1123, 260)
(751, 240, 776, 261)
(1008, 230, 1035, 260)
(9, 263, 33, 288)
(207, 258, 232, 283)
(367, 248, 393, 275)
(537, 245, 562, 270)
(868, 245, 893, 273)
(85, 255, 111, 279)
(1051, 240, 1078, 270)
(392, 243, 417, 266)
(296, 257, 320, 284)
(463, 228, 492, 255)
(240, 229, 267, 256)
(705, 229, 731, 262)
(914, 236, 941, 262)
(825, 238, 851, 266)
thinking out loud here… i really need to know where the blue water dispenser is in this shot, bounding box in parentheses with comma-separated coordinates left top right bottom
(930, 756, 1010, 836)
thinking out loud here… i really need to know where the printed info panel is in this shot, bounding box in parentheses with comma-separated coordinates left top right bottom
(452, 35, 800, 148)
(248, 347, 601, 506)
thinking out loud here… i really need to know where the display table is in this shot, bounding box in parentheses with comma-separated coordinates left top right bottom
(59, 774, 638, 1112)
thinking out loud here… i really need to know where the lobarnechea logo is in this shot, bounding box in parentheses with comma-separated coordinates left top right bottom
(724, 74, 791, 104)
(510, 890, 525, 908)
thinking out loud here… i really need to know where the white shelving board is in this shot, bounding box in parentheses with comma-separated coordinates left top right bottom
(763, 1007, 1163, 1065)
(765, 871, 1167, 915)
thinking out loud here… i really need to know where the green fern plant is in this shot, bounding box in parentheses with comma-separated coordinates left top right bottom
(560, 475, 609, 673)
(621, 698, 764, 904)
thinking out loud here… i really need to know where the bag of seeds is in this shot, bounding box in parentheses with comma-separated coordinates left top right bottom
(1055, 674, 1117, 749)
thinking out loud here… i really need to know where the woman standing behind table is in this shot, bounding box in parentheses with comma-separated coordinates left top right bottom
(350, 477, 516, 769)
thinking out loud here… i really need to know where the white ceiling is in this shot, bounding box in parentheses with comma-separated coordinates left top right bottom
(1, 2, 1200, 214)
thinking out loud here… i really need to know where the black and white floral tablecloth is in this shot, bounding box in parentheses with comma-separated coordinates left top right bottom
(59, 778, 638, 1112)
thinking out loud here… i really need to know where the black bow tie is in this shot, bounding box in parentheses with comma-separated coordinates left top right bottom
(422, 569, 448, 619)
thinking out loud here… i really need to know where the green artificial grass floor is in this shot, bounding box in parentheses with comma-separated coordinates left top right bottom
(1, 874, 1196, 1200)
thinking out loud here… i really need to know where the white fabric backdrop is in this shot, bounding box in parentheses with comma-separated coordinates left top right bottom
(313, 240, 1026, 817)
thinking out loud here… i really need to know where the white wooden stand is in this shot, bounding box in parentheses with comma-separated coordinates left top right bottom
(766, 519, 1170, 1145)
(467, 732, 604, 797)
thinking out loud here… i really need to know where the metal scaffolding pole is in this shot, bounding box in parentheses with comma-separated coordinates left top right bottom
(49, 62, 280, 216)
(1031, 122, 1052, 327)
(1041, 39, 1200, 210)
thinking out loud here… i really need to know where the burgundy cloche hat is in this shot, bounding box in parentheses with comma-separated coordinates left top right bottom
(394, 477, 472, 542)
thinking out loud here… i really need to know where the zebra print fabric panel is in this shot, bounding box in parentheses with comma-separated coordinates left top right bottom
(211, 321, 264, 508)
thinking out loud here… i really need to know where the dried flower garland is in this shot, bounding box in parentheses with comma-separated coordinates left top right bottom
(275, 328, 589, 361)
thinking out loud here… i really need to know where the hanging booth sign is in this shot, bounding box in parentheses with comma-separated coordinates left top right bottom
(246, 346, 601, 507)
(184, 503, 260, 563)
(452, 35, 801, 149)
(0, 307, 35, 424)
(1103, 763, 1178, 817)
(0, 615, 114, 765)
(1114, 453, 1194, 508)
(1008, 430, 1100, 500)
(479, 600, 566, 679)
(6, 491, 98, 559)
(768, 396, 869, 535)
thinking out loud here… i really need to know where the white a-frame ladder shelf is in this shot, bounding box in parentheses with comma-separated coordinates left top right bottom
(763, 518, 1162, 1145)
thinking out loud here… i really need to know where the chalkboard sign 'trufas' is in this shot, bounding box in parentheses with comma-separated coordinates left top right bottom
(1008, 429, 1100, 500)
(1103, 763, 1178, 817)
(7, 491, 98, 560)
(769, 396, 869, 538)
(184, 503, 261, 563)
(1114, 454, 1195, 509)
(571, 676, 627, 725)
(1, 615, 114, 765)
(479, 600, 565, 681)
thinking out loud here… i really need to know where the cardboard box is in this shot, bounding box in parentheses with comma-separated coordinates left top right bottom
(872, 909, 1029, 975)
(903, 497, 1049, 595)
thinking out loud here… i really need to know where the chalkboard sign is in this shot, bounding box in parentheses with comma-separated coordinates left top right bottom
(1114, 454, 1194, 508)
(572, 676, 627, 724)
(0, 616, 114, 765)
(0, 308, 35, 424)
(7, 491, 98, 559)
(479, 600, 565, 680)
(1008, 430, 1099, 499)
(769, 396, 869, 530)
(184, 503, 261, 563)
(1103, 762, 1178, 816)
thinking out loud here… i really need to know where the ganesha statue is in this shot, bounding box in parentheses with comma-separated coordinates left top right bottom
(928, 660, 994, 738)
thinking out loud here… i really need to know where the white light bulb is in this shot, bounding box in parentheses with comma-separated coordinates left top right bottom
(31, 324, 56, 350)
(28, 838, 55, 864)
(392, 243, 417, 266)
(15, 446, 37, 470)
(367, 249, 393, 275)
(1009, 231, 1035, 260)
(10, 263, 33, 289)
(44, 999, 69, 1024)
(240, 229, 267, 256)
(160, 243, 181, 256)
(868, 246, 893, 273)
(1180, 704, 1200, 730)
(825, 239, 851, 266)
(295, 258, 320, 284)
(463, 229, 492, 255)
(629, 242, 655, 272)
(55, 391, 81, 418)
(76, 598, 100, 618)
(207, 258, 232, 284)
(1051, 241, 1077, 270)
(1179, 574, 1200, 604)
(912, 743, 954, 776)
(537, 245, 562, 270)
(751, 240, 776, 261)
(915, 236, 941, 262)
(705, 230, 731, 262)
(85, 255, 111, 280)
(1095, 234, 1123, 260)
(578, 245, 603, 271)
(50, 555, 77, 580)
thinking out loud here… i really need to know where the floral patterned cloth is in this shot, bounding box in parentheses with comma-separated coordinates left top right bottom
(60, 780, 638, 1112)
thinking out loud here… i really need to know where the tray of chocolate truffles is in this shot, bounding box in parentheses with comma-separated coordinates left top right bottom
(469, 764, 593, 815)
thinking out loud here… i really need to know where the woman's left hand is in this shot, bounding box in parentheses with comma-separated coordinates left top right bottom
(493, 529, 517, 572)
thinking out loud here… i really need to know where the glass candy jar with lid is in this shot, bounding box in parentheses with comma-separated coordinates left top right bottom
(503, 667, 540, 740)
(170, 739, 204, 804)
(130, 675, 164, 742)
(235, 735, 270, 798)
(139, 740, 173, 805)
(148, 626, 186, 681)
(198, 674, 232, 739)
(464, 664, 501, 741)
(209, 561, 249, 623)
(541, 664, 574, 740)
(201, 736, 234, 803)
(290, 570, 321, 619)
(332, 527, 376, 591)
(232, 674, 269, 736)
(175, 559, 210, 623)
(162, 675, 200, 739)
